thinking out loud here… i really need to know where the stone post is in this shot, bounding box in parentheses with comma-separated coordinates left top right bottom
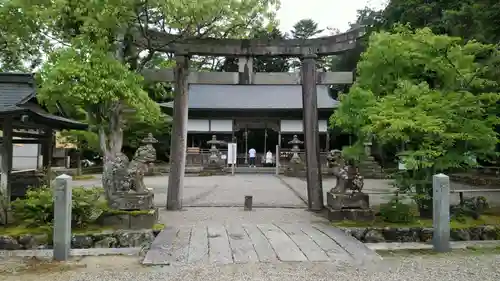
(53, 174, 72, 261)
(301, 54, 323, 211)
(432, 173, 451, 252)
(238, 56, 254, 84)
(167, 54, 189, 210)
(275, 144, 280, 175)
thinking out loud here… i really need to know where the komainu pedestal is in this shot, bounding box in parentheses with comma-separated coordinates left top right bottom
(326, 192, 374, 221)
(326, 150, 375, 222)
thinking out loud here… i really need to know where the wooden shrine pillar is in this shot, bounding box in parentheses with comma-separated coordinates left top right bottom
(326, 131, 330, 152)
(166, 54, 190, 210)
(42, 129, 54, 187)
(301, 54, 324, 211)
(0, 118, 13, 201)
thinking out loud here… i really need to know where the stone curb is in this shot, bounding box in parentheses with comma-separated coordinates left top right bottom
(0, 229, 161, 250)
(0, 247, 142, 258)
(366, 240, 500, 251)
(340, 225, 500, 243)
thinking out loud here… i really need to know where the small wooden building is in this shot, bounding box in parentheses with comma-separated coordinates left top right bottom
(161, 84, 350, 166)
(0, 73, 87, 200)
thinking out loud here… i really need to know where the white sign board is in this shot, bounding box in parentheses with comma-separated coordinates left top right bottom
(227, 143, 237, 164)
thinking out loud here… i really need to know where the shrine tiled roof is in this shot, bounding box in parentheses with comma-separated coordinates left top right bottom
(0, 73, 87, 130)
(160, 84, 339, 110)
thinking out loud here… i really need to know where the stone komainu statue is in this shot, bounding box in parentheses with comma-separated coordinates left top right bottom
(104, 133, 158, 197)
(327, 149, 364, 194)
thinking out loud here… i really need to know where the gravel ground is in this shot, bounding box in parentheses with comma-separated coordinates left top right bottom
(1, 252, 499, 281)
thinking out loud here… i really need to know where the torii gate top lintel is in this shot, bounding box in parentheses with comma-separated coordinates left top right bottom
(134, 27, 366, 57)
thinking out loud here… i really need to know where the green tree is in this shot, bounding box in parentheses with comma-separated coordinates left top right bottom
(2, 0, 280, 201)
(291, 19, 323, 39)
(382, 0, 500, 44)
(331, 27, 500, 213)
(219, 26, 290, 72)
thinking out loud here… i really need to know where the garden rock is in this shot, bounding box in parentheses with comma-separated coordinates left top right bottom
(94, 237, 118, 248)
(480, 225, 499, 240)
(364, 229, 385, 243)
(115, 229, 155, 247)
(419, 228, 433, 242)
(0, 235, 21, 250)
(71, 235, 95, 248)
(450, 229, 471, 241)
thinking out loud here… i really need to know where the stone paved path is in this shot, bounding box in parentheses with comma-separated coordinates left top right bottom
(142, 223, 380, 266)
(74, 174, 307, 208)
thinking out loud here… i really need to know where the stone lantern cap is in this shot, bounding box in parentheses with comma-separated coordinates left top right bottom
(141, 133, 158, 144)
(207, 135, 224, 145)
(288, 135, 303, 145)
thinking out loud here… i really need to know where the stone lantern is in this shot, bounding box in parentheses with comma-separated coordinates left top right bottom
(284, 135, 305, 177)
(288, 135, 303, 164)
(204, 135, 225, 174)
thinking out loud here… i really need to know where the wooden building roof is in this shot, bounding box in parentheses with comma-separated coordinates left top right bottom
(159, 84, 339, 111)
(0, 73, 87, 130)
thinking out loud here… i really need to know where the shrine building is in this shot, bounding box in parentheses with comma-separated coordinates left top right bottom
(160, 84, 349, 165)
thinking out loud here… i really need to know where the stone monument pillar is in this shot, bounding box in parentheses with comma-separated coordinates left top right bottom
(325, 150, 375, 221)
(358, 136, 384, 179)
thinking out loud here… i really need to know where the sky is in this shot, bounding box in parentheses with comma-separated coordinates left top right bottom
(276, 0, 388, 35)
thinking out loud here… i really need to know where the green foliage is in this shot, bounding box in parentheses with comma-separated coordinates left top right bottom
(332, 27, 500, 211)
(291, 19, 324, 39)
(341, 143, 366, 164)
(38, 41, 161, 124)
(333, 27, 500, 171)
(379, 198, 417, 223)
(11, 186, 106, 228)
(382, 0, 500, 44)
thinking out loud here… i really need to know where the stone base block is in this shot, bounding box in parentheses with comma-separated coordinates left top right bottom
(327, 192, 370, 210)
(108, 192, 154, 210)
(97, 208, 158, 230)
(327, 208, 375, 222)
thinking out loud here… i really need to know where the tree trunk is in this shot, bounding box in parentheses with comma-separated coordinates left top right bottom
(101, 103, 124, 203)
(101, 32, 127, 204)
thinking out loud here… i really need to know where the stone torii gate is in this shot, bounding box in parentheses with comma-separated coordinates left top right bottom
(135, 28, 364, 212)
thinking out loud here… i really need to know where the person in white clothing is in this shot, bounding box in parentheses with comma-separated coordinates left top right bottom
(265, 150, 273, 167)
(248, 148, 256, 167)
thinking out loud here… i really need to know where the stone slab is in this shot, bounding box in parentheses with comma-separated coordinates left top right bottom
(275, 223, 330, 262)
(241, 224, 278, 263)
(142, 226, 191, 265)
(143, 223, 380, 265)
(313, 224, 381, 265)
(207, 225, 233, 265)
(257, 224, 307, 262)
(226, 224, 259, 263)
(300, 224, 352, 261)
(187, 225, 209, 264)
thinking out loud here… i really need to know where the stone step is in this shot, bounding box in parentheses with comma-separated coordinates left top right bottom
(142, 223, 381, 266)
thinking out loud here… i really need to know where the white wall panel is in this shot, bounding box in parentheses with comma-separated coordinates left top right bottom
(210, 119, 233, 132)
(318, 120, 328, 132)
(188, 119, 210, 132)
(280, 120, 303, 133)
(280, 120, 328, 132)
